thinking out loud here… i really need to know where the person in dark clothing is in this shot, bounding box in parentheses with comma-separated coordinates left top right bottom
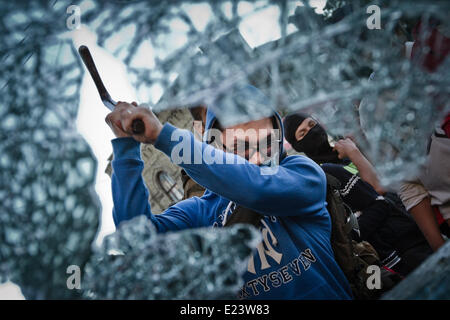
(283, 112, 433, 276)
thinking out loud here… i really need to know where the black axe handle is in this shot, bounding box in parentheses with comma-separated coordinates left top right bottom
(78, 45, 145, 135)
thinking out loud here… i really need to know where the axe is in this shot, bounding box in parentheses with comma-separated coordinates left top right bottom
(78, 45, 145, 135)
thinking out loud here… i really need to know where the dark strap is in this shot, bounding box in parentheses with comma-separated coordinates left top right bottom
(223, 205, 263, 228)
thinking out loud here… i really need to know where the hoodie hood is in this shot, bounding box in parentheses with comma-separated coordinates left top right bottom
(203, 86, 285, 163)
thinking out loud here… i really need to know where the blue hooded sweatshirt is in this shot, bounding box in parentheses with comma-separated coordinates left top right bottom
(110, 88, 352, 300)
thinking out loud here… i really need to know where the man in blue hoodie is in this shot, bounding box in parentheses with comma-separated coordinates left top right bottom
(105, 86, 352, 300)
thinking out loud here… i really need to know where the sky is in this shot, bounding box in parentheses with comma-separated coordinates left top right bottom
(0, 0, 326, 300)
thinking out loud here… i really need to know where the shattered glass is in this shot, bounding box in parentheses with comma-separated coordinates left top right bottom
(83, 216, 260, 300)
(1, 0, 449, 299)
(382, 240, 450, 299)
(0, 2, 100, 299)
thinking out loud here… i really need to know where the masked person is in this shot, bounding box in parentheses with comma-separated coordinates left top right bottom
(283, 112, 433, 277)
(106, 85, 352, 300)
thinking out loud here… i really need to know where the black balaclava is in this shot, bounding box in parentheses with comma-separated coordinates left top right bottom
(283, 112, 342, 164)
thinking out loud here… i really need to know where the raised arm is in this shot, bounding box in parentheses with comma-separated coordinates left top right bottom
(111, 137, 207, 232)
(153, 123, 327, 218)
